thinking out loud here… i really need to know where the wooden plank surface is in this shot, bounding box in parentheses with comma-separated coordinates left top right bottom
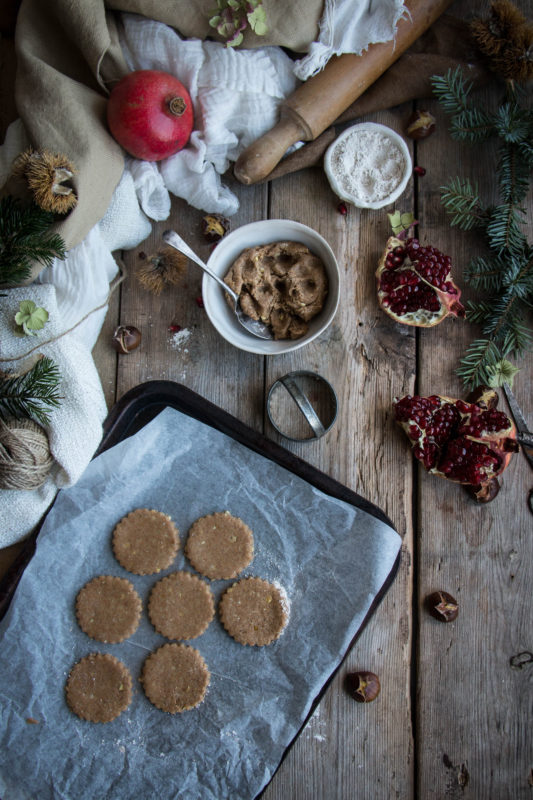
(1, 1, 532, 798)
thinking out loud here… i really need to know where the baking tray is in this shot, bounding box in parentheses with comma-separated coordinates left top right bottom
(0, 380, 400, 798)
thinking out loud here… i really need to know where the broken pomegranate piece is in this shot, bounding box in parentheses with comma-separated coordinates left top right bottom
(393, 393, 518, 485)
(376, 236, 465, 327)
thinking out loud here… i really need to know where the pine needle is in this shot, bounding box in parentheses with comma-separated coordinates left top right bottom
(0, 356, 62, 425)
(0, 197, 66, 285)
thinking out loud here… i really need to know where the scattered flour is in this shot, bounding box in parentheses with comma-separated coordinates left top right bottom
(330, 129, 406, 204)
(169, 327, 191, 350)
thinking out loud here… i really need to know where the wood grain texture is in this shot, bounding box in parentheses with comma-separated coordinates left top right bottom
(1, 0, 532, 797)
(262, 106, 415, 800)
(415, 2, 533, 797)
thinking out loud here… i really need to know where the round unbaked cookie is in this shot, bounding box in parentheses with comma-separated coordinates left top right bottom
(148, 571, 215, 641)
(112, 508, 179, 575)
(218, 577, 289, 646)
(142, 643, 210, 713)
(76, 575, 142, 643)
(185, 511, 254, 580)
(65, 653, 132, 723)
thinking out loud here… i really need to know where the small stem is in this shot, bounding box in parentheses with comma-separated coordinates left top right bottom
(168, 96, 186, 116)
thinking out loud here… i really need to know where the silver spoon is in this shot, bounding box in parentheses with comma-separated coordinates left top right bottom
(162, 229, 273, 340)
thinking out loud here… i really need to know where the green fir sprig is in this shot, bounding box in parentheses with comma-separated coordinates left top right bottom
(0, 196, 66, 286)
(0, 356, 62, 425)
(431, 66, 533, 388)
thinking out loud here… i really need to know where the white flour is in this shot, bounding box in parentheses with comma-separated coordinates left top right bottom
(169, 327, 191, 350)
(330, 129, 406, 204)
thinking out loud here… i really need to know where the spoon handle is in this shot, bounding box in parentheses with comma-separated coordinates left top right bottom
(162, 229, 239, 303)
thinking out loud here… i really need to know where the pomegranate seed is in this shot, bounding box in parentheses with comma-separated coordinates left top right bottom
(168, 324, 182, 334)
(195, 296, 204, 308)
(337, 201, 348, 215)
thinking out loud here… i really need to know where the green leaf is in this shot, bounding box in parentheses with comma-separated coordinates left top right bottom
(226, 31, 244, 47)
(14, 299, 49, 336)
(248, 6, 268, 34)
(387, 210, 415, 236)
(209, 15, 222, 27)
(486, 360, 520, 388)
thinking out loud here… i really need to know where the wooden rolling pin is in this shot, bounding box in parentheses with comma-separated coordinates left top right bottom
(234, 0, 453, 185)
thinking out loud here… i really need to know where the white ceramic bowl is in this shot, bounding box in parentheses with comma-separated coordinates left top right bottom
(202, 220, 340, 355)
(324, 122, 412, 210)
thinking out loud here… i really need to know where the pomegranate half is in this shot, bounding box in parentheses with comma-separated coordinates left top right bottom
(107, 70, 193, 161)
(393, 392, 518, 486)
(377, 236, 465, 327)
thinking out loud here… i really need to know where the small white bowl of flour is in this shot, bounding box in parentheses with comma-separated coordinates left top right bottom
(324, 122, 412, 210)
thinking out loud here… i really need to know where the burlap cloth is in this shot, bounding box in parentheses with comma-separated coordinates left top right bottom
(7, 0, 322, 262)
(7, 0, 487, 273)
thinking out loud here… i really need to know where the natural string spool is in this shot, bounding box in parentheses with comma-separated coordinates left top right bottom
(0, 418, 54, 490)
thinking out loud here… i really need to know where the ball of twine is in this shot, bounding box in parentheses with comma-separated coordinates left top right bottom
(0, 417, 54, 490)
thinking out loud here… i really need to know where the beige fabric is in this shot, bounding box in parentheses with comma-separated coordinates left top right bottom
(107, 0, 322, 52)
(7, 0, 323, 271)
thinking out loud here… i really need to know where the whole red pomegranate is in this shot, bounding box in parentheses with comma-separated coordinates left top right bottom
(394, 391, 518, 486)
(107, 70, 193, 161)
(376, 236, 465, 326)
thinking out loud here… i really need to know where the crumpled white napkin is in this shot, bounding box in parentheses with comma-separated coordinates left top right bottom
(0, 0, 406, 545)
(295, 0, 408, 79)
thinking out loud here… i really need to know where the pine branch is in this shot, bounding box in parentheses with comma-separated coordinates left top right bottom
(497, 142, 531, 205)
(440, 177, 485, 230)
(464, 254, 507, 291)
(0, 197, 66, 285)
(449, 108, 494, 142)
(464, 300, 494, 325)
(486, 204, 528, 254)
(431, 67, 473, 115)
(0, 356, 62, 424)
(456, 338, 504, 388)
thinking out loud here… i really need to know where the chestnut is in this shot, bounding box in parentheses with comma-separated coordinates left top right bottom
(345, 670, 380, 703)
(201, 213, 229, 243)
(112, 325, 141, 354)
(425, 590, 459, 622)
(465, 477, 500, 503)
(405, 109, 436, 140)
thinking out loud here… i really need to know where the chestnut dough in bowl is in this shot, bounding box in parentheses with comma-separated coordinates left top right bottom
(203, 220, 340, 355)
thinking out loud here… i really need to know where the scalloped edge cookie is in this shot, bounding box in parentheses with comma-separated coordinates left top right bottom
(218, 576, 289, 646)
(141, 643, 210, 713)
(65, 653, 132, 723)
(112, 508, 179, 575)
(185, 511, 254, 580)
(148, 571, 215, 641)
(76, 575, 142, 643)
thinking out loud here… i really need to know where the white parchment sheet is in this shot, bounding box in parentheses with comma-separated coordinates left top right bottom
(0, 407, 401, 800)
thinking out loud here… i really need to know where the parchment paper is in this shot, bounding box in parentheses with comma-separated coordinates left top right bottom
(0, 407, 401, 800)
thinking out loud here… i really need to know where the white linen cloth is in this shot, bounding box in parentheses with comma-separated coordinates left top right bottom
(0, 0, 406, 546)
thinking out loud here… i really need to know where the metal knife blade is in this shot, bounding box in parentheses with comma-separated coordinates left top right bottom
(503, 382, 533, 469)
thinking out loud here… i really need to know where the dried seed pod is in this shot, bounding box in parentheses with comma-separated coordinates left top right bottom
(137, 247, 187, 295)
(12, 148, 77, 214)
(112, 325, 141, 354)
(345, 671, 381, 703)
(425, 591, 459, 622)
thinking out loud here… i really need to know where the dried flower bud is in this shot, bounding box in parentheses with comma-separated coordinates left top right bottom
(112, 325, 141, 354)
(405, 110, 436, 140)
(201, 214, 230, 243)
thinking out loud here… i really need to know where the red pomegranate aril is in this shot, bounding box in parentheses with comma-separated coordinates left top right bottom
(393, 392, 518, 489)
(377, 235, 464, 327)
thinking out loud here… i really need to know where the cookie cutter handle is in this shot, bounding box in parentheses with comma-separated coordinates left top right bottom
(280, 375, 326, 439)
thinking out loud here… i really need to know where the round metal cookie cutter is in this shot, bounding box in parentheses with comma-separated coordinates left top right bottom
(267, 371, 338, 442)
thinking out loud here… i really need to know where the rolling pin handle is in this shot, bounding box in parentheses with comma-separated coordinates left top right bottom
(234, 113, 308, 185)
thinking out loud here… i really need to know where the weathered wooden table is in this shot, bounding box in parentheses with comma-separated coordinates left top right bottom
(1, 1, 532, 797)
